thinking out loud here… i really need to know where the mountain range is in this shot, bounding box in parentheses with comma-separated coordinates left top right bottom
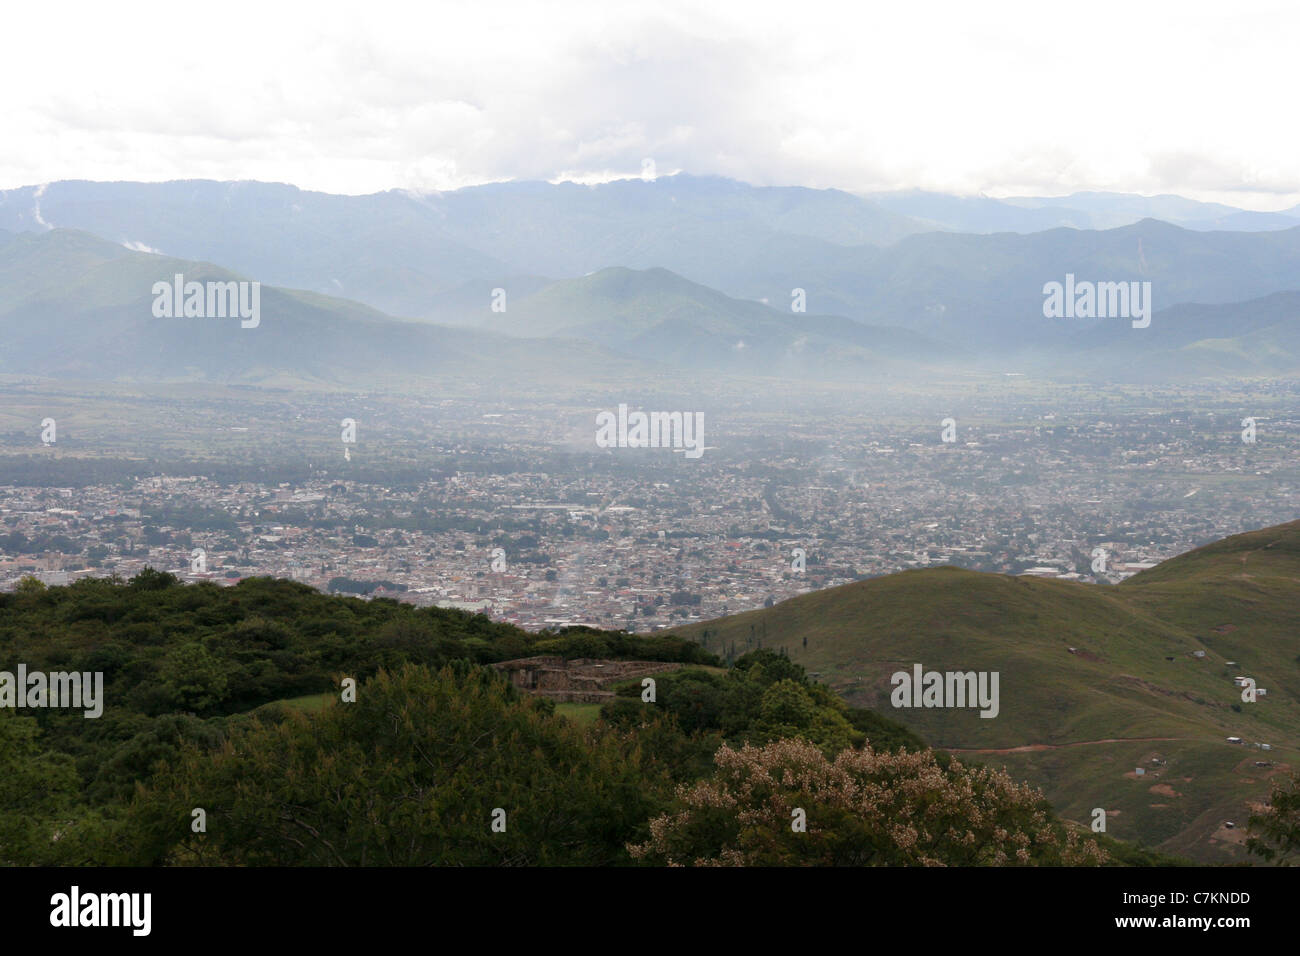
(443, 265, 961, 375)
(0, 176, 922, 321)
(869, 189, 1300, 235)
(0, 229, 627, 386)
(3, 175, 1300, 384)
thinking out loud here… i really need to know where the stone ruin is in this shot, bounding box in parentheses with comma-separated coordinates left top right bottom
(492, 656, 682, 703)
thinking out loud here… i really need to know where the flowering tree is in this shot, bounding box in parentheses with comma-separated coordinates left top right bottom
(629, 737, 1108, 866)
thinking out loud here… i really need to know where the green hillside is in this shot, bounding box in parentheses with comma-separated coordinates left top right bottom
(668, 520, 1300, 861)
(5, 571, 1129, 867)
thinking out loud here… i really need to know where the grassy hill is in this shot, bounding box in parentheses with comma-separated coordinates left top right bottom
(667, 520, 1300, 861)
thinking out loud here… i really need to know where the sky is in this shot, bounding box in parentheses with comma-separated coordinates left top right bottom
(3, 0, 1297, 209)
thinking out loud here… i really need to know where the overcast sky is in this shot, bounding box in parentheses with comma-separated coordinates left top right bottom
(3, 0, 1296, 208)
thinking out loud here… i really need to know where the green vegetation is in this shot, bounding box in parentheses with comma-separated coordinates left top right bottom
(116, 664, 657, 866)
(0, 569, 713, 865)
(1247, 772, 1300, 864)
(553, 701, 603, 727)
(0, 566, 1188, 867)
(668, 520, 1300, 862)
(602, 650, 925, 754)
(629, 737, 1107, 867)
(266, 692, 333, 714)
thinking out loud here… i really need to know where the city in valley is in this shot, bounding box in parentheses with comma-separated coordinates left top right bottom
(3, 378, 1295, 632)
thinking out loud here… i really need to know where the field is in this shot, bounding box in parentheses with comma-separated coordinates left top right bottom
(553, 702, 604, 726)
(262, 692, 335, 714)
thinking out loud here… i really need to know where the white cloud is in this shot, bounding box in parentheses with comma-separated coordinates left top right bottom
(1, 0, 1297, 209)
(32, 183, 52, 228)
(121, 239, 163, 254)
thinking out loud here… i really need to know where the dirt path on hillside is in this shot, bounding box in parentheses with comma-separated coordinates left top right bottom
(943, 736, 1191, 755)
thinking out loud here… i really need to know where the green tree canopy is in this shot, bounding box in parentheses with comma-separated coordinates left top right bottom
(116, 663, 664, 866)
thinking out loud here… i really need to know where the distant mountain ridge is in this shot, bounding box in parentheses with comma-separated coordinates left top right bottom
(788, 218, 1300, 349)
(0, 229, 630, 386)
(869, 189, 1300, 234)
(1063, 290, 1300, 380)
(0, 175, 927, 321)
(463, 265, 961, 375)
(6, 177, 1300, 381)
(0, 229, 964, 385)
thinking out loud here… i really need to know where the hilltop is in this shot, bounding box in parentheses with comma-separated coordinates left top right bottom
(668, 520, 1300, 861)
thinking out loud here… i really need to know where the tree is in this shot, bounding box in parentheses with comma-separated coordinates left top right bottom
(130, 567, 181, 591)
(660, 673, 726, 734)
(118, 663, 661, 866)
(1247, 772, 1300, 864)
(628, 737, 1108, 867)
(759, 679, 816, 728)
(15, 574, 46, 595)
(159, 643, 231, 713)
(0, 711, 81, 865)
(733, 648, 804, 686)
